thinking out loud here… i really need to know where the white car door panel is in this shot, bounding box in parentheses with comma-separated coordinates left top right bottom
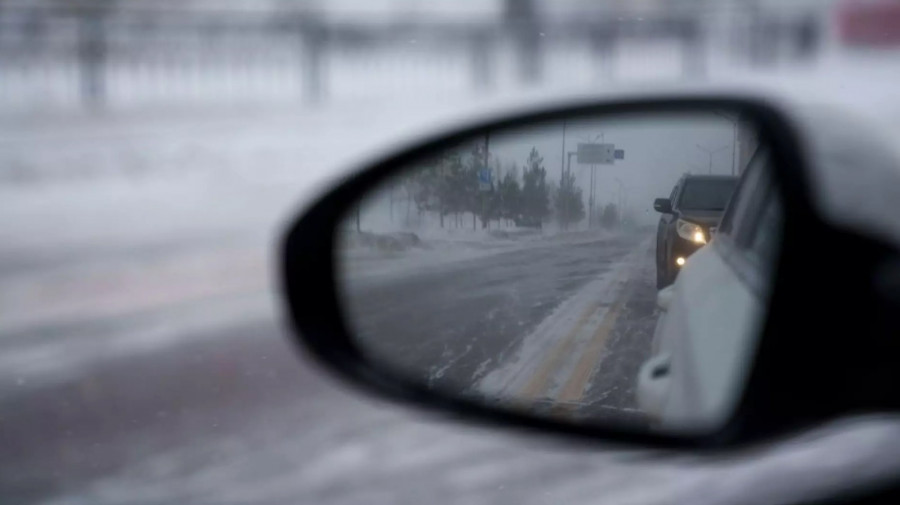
(655, 243, 762, 431)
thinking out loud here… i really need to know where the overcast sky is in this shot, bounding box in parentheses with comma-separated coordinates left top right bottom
(356, 111, 749, 231)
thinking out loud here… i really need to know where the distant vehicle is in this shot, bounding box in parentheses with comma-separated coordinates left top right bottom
(653, 174, 739, 288)
(514, 215, 542, 229)
(638, 150, 782, 429)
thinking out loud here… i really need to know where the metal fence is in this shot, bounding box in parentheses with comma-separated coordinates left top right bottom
(0, 1, 825, 112)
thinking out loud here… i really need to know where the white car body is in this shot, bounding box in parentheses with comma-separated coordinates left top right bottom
(636, 101, 900, 433)
(637, 242, 765, 432)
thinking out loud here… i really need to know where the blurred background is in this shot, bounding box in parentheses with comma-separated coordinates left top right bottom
(0, 0, 838, 113)
(3, 0, 900, 504)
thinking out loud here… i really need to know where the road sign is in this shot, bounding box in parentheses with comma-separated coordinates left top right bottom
(477, 168, 492, 191)
(614, 149, 625, 160)
(577, 143, 615, 164)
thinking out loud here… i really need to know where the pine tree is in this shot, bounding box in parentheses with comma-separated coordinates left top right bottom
(520, 147, 549, 227)
(555, 169, 585, 229)
(411, 151, 465, 228)
(497, 164, 521, 226)
(440, 150, 472, 228)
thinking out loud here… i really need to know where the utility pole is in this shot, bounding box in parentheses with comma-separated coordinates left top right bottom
(485, 131, 491, 171)
(75, 1, 116, 110)
(482, 130, 490, 230)
(558, 122, 568, 229)
(565, 151, 576, 229)
(504, 0, 542, 85)
(298, 10, 327, 104)
(589, 165, 596, 227)
(730, 124, 737, 175)
(560, 120, 567, 183)
(579, 133, 604, 228)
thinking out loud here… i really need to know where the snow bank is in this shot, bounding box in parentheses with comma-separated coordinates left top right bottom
(477, 238, 650, 401)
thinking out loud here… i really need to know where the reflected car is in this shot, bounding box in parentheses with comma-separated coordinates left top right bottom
(639, 150, 782, 429)
(653, 174, 739, 288)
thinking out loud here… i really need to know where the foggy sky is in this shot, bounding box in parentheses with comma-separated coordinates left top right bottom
(489, 112, 738, 224)
(355, 110, 745, 232)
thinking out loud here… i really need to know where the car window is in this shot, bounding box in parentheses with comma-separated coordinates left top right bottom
(718, 151, 770, 245)
(747, 192, 784, 274)
(677, 179, 738, 211)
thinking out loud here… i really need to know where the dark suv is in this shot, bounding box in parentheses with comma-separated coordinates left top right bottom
(654, 174, 739, 288)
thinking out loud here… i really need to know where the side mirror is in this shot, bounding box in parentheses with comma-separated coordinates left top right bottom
(653, 198, 673, 214)
(280, 95, 900, 450)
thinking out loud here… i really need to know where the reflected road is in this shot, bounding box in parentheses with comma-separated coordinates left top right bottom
(340, 230, 659, 421)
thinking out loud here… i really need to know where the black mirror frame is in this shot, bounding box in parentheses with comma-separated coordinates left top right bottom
(279, 94, 861, 451)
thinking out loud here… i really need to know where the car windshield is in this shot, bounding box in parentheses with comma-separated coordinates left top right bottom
(678, 179, 738, 211)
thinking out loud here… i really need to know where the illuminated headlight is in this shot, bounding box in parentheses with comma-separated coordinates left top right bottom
(676, 257, 686, 266)
(676, 219, 706, 244)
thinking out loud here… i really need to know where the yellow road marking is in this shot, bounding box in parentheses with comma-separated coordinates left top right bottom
(516, 301, 601, 400)
(555, 290, 630, 405)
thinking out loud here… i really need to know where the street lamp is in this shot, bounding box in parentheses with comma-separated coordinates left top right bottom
(696, 143, 729, 175)
(614, 177, 629, 227)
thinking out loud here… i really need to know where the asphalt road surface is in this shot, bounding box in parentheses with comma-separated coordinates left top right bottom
(340, 230, 658, 426)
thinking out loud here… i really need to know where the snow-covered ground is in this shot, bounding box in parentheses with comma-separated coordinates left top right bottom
(38, 396, 900, 505)
(477, 239, 647, 400)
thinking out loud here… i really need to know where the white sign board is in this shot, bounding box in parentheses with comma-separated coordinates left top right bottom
(577, 143, 615, 164)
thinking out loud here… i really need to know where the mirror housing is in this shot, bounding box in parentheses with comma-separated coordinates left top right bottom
(654, 198, 673, 214)
(280, 93, 900, 451)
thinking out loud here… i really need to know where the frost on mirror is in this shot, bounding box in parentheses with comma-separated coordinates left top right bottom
(334, 110, 780, 434)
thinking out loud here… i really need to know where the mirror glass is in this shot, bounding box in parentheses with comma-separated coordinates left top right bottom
(334, 108, 782, 434)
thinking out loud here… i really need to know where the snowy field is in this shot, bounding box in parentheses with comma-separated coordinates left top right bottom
(4, 40, 900, 504)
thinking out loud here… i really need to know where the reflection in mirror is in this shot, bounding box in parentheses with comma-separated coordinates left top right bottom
(335, 109, 781, 434)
